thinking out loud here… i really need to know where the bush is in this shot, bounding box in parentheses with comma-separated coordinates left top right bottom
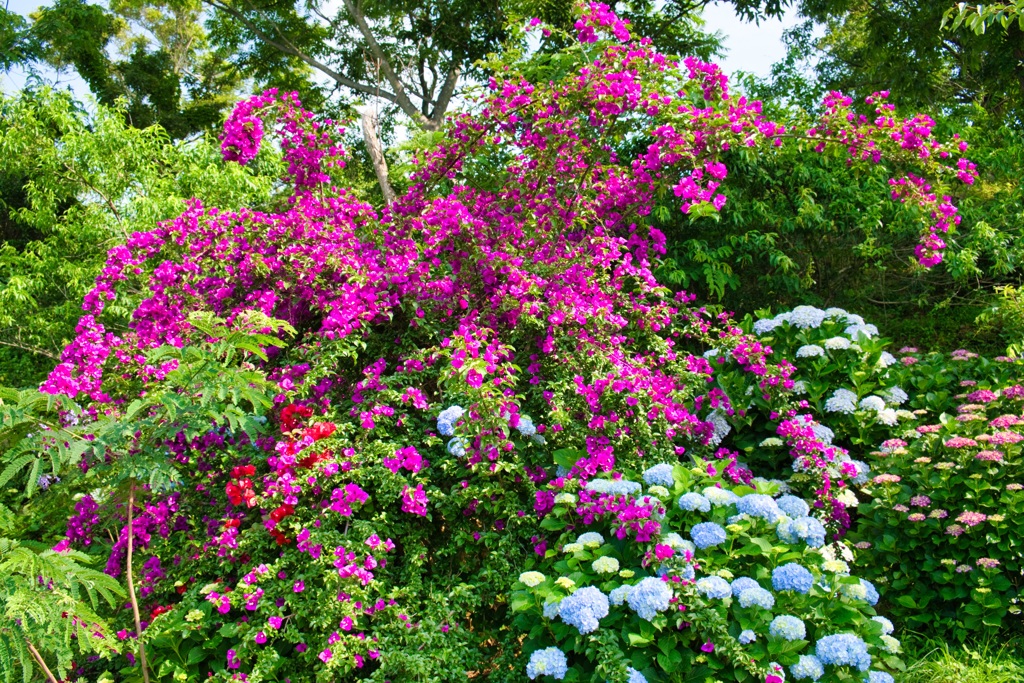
(511, 459, 902, 682)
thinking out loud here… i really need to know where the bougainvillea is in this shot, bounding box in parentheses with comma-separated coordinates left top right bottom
(10, 3, 985, 681)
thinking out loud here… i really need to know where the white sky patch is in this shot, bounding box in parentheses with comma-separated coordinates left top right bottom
(700, 2, 803, 79)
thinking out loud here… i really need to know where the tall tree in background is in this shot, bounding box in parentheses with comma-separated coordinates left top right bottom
(773, 0, 1024, 125)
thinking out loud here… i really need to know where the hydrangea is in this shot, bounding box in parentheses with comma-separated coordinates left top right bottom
(824, 336, 852, 350)
(737, 586, 775, 610)
(558, 586, 609, 634)
(777, 516, 827, 548)
(730, 576, 761, 597)
(859, 396, 886, 412)
(527, 647, 568, 680)
(576, 532, 604, 548)
(880, 635, 901, 653)
(585, 479, 641, 495)
(707, 411, 732, 446)
(592, 556, 620, 574)
(772, 563, 814, 594)
(825, 389, 858, 414)
(702, 486, 739, 507)
(846, 323, 879, 339)
(678, 492, 711, 512)
(822, 559, 850, 574)
(796, 344, 825, 358)
(877, 408, 899, 426)
(878, 351, 898, 367)
(790, 655, 825, 681)
(753, 317, 781, 335)
(519, 571, 545, 587)
(626, 668, 647, 683)
(816, 634, 872, 671)
(647, 485, 670, 499)
(866, 673, 894, 683)
(849, 460, 870, 485)
(769, 615, 807, 641)
(811, 424, 834, 445)
(543, 600, 561, 620)
(883, 386, 908, 405)
(563, 543, 583, 554)
(788, 306, 828, 329)
(695, 576, 732, 599)
(871, 616, 894, 635)
(437, 405, 465, 436)
(738, 629, 757, 644)
(626, 577, 673, 620)
(691, 522, 727, 549)
(642, 463, 675, 487)
(735, 494, 784, 522)
(609, 585, 632, 606)
(515, 415, 537, 436)
(661, 533, 695, 553)
(554, 492, 577, 505)
(777, 495, 810, 518)
(447, 437, 468, 457)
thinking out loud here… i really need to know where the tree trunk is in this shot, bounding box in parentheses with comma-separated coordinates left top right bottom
(126, 485, 151, 683)
(361, 110, 396, 204)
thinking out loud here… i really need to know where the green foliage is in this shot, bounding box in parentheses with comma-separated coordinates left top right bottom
(0, 526, 125, 682)
(900, 635, 1024, 683)
(0, 89, 280, 388)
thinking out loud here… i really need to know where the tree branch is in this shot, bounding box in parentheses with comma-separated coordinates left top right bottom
(431, 63, 461, 125)
(340, 0, 435, 130)
(201, 0, 400, 105)
(360, 110, 395, 204)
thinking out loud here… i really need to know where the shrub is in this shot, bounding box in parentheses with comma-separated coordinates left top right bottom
(510, 460, 902, 682)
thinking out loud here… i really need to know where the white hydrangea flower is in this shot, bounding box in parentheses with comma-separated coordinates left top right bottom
(844, 313, 866, 326)
(791, 380, 808, 394)
(877, 408, 899, 426)
(707, 410, 731, 447)
(859, 396, 886, 412)
(824, 307, 848, 319)
(554, 492, 577, 506)
(592, 556, 620, 574)
(878, 351, 898, 368)
(519, 571, 546, 587)
(836, 489, 859, 507)
(846, 323, 879, 339)
(882, 386, 908, 405)
(759, 437, 784, 447)
(788, 306, 827, 329)
(825, 388, 858, 414)
(824, 336, 852, 350)
(896, 409, 915, 421)
(796, 344, 825, 358)
(563, 543, 584, 554)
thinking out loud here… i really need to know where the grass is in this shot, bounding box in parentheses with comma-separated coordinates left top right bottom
(899, 635, 1024, 683)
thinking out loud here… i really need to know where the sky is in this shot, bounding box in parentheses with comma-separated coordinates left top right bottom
(2, 1, 803, 98)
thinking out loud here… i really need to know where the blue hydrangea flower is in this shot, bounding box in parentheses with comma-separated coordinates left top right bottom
(627, 667, 647, 683)
(542, 600, 561, 620)
(811, 424, 834, 445)
(678, 492, 711, 512)
(661, 533, 695, 554)
(737, 586, 775, 610)
(736, 494, 783, 522)
(859, 396, 886, 412)
(871, 616, 894, 635)
(777, 516, 827, 548)
(850, 460, 871, 485)
(702, 486, 740, 507)
(515, 415, 537, 436)
(643, 463, 675, 487)
(608, 480, 643, 496)
(862, 579, 879, 606)
(437, 405, 465, 436)
(690, 522, 727, 549)
(447, 437, 468, 457)
(558, 586, 609, 634)
(825, 389, 857, 414)
(609, 585, 632, 606)
(865, 672, 894, 683)
(626, 577, 673, 621)
(679, 564, 695, 581)
(738, 629, 757, 644)
(527, 646, 568, 680)
(815, 634, 872, 671)
(730, 577, 760, 597)
(772, 563, 814, 594)
(776, 495, 810, 518)
(769, 615, 806, 641)
(695, 576, 732, 599)
(790, 655, 824, 681)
